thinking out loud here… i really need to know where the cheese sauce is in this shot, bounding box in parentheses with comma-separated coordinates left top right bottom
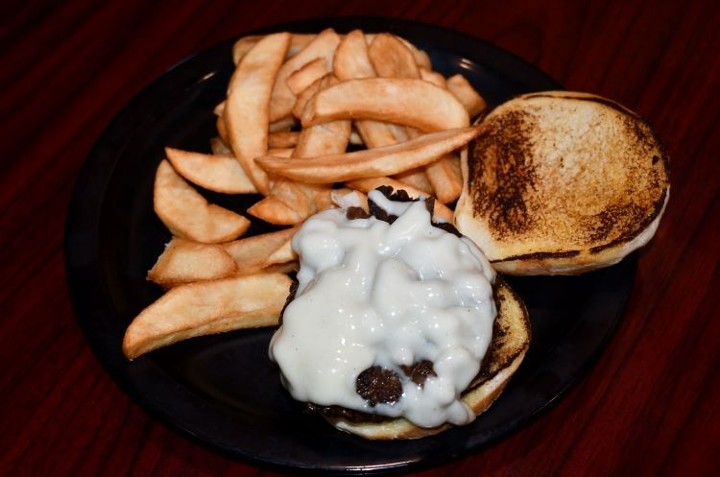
(269, 190, 497, 428)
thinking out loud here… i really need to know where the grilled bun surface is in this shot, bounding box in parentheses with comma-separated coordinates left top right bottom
(454, 91, 670, 275)
(319, 279, 530, 440)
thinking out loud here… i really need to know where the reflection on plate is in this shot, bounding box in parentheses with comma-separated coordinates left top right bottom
(64, 17, 635, 474)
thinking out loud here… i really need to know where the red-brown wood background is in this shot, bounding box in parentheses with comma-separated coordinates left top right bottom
(2, 1, 719, 476)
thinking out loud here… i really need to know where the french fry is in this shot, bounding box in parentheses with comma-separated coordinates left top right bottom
(292, 73, 329, 119)
(268, 131, 300, 149)
(269, 116, 297, 132)
(225, 32, 291, 195)
(395, 36, 432, 70)
(286, 57, 329, 96)
(424, 154, 463, 204)
(232, 33, 317, 65)
(285, 33, 322, 58)
(267, 147, 295, 157)
(364, 33, 432, 68)
(393, 167, 434, 195)
(446, 73, 487, 118)
(357, 120, 410, 148)
(349, 129, 364, 145)
(269, 28, 341, 123)
(311, 187, 345, 213)
(153, 160, 250, 243)
(247, 194, 307, 225)
(223, 227, 298, 274)
(165, 147, 257, 194)
(265, 235, 297, 265)
(419, 67, 447, 88)
(271, 180, 318, 216)
(260, 180, 333, 225)
(209, 137, 232, 155)
(122, 273, 292, 359)
(368, 33, 421, 79)
(300, 78, 470, 132)
(330, 188, 369, 211)
(293, 116, 351, 158)
(216, 113, 228, 143)
(147, 238, 238, 287)
(231, 35, 262, 65)
(334, 29, 376, 79)
(256, 126, 481, 183)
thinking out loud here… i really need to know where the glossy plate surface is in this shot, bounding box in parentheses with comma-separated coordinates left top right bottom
(65, 17, 636, 474)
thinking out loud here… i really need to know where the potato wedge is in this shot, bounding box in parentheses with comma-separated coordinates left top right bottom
(216, 113, 228, 143)
(269, 116, 297, 132)
(268, 147, 294, 157)
(123, 273, 292, 359)
(300, 78, 469, 132)
(392, 167, 433, 194)
(446, 73, 487, 118)
(419, 67, 447, 88)
(368, 33, 421, 79)
(147, 238, 238, 286)
(263, 179, 335, 225)
(425, 154, 463, 204)
(395, 36, 432, 69)
(269, 28, 341, 122)
(225, 32, 291, 194)
(286, 57, 329, 95)
(153, 160, 250, 243)
(268, 131, 300, 149)
(223, 227, 298, 273)
(247, 195, 306, 225)
(209, 137, 232, 155)
(330, 188, 369, 211)
(333, 29, 375, 80)
(231, 35, 262, 65)
(232, 33, 317, 65)
(293, 116, 351, 158)
(213, 100, 225, 116)
(291, 73, 330, 119)
(165, 147, 257, 194)
(256, 126, 481, 183)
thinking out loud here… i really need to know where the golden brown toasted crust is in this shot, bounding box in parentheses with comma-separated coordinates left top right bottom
(454, 91, 670, 275)
(325, 279, 531, 440)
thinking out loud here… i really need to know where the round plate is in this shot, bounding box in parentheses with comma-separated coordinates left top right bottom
(65, 17, 636, 474)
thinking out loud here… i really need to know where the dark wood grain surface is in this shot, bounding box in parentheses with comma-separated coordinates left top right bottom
(2, 1, 719, 476)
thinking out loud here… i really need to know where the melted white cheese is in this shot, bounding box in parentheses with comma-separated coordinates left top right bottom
(269, 191, 497, 428)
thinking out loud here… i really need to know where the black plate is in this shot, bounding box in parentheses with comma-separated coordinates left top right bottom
(65, 17, 636, 474)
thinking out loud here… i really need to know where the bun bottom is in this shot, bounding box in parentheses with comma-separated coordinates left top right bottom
(324, 280, 530, 440)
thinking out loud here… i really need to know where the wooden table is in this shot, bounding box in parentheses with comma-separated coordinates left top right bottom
(2, 1, 718, 475)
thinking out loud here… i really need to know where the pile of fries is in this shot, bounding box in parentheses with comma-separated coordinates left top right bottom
(123, 28, 487, 360)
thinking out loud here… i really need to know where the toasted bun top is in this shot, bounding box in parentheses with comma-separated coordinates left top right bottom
(454, 91, 670, 275)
